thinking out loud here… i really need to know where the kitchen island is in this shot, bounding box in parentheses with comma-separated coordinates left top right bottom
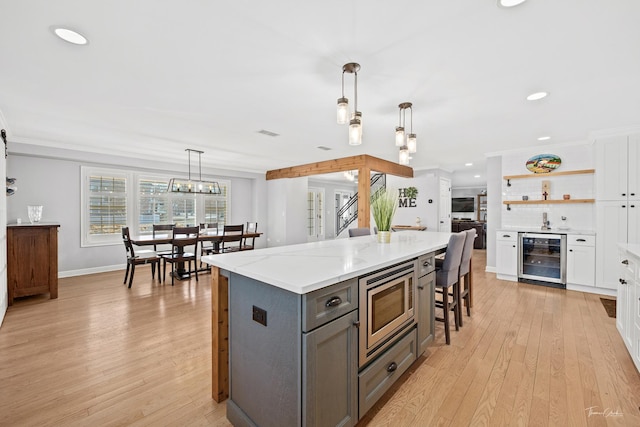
(203, 230, 451, 427)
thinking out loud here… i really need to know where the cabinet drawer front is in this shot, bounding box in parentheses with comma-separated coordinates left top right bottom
(567, 235, 595, 246)
(302, 278, 358, 332)
(417, 253, 436, 276)
(496, 231, 518, 242)
(358, 328, 417, 418)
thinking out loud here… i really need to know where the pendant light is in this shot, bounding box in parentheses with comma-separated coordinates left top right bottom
(337, 63, 363, 146)
(167, 149, 221, 195)
(396, 102, 417, 163)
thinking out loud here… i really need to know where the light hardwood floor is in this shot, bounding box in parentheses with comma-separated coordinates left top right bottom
(1, 251, 639, 426)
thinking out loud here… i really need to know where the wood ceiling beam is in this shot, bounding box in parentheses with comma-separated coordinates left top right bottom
(265, 154, 413, 180)
(266, 155, 413, 230)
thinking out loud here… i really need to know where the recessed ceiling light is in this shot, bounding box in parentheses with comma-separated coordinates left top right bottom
(52, 27, 88, 45)
(527, 91, 548, 101)
(465, 162, 473, 167)
(538, 136, 551, 141)
(498, 0, 527, 8)
(474, 175, 481, 178)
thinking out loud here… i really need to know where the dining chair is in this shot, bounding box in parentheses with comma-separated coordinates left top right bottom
(152, 223, 175, 256)
(241, 222, 258, 251)
(348, 227, 370, 237)
(161, 226, 200, 286)
(457, 228, 476, 326)
(220, 224, 244, 253)
(199, 223, 219, 263)
(434, 232, 466, 345)
(122, 227, 160, 288)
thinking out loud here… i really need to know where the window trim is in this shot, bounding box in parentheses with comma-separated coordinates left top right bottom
(81, 166, 231, 247)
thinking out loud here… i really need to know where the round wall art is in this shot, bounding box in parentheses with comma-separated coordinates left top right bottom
(525, 153, 562, 173)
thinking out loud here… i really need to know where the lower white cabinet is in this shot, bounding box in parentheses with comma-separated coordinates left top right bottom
(617, 246, 640, 372)
(566, 234, 595, 287)
(496, 231, 518, 281)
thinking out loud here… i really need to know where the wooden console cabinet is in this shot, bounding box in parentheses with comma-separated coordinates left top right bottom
(7, 223, 60, 305)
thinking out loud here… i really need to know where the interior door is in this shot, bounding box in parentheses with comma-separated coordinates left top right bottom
(307, 187, 325, 242)
(439, 178, 451, 232)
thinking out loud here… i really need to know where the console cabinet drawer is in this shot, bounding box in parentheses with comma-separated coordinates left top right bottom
(302, 278, 358, 332)
(358, 329, 417, 418)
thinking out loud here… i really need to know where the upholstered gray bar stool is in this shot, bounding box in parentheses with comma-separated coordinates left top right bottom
(435, 232, 466, 345)
(348, 227, 371, 237)
(457, 228, 476, 326)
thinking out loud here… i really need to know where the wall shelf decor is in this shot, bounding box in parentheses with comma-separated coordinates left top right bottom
(503, 169, 595, 210)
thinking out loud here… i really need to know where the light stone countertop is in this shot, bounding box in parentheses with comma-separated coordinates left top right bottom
(202, 230, 452, 294)
(619, 243, 640, 259)
(499, 227, 595, 235)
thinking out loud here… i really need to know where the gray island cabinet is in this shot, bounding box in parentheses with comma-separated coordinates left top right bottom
(203, 231, 451, 427)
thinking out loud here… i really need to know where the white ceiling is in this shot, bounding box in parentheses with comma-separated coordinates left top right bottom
(1, 0, 639, 187)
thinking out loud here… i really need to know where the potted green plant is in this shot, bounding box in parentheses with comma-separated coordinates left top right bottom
(371, 188, 398, 243)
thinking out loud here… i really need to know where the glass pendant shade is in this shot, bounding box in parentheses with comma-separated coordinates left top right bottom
(395, 127, 405, 146)
(337, 98, 349, 124)
(407, 134, 417, 153)
(399, 146, 410, 165)
(349, 118, 362, 146)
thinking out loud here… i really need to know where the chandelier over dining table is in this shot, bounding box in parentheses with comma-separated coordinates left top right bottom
(167, 149, 221, 195)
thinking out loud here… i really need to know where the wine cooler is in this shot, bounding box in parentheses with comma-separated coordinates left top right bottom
(518, 233, 567, 287)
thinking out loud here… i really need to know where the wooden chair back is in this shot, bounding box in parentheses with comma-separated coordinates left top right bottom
(241, 222, 258, 250)
(222, 224, 244, 252)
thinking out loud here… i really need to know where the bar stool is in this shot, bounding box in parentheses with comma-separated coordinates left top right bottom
(435, 232, 466, 345)
(458, 228, 476, 326)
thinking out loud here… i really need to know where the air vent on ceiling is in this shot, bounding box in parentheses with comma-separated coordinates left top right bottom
(317, 146, 332, 151)
(257, 129, 279, 137)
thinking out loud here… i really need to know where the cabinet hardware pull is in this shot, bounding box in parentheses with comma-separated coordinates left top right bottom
(423, 260, 431, 267)
(576, 239, 586, 242)
(386, 362, 398, 373)
(621, 279, 627, 285)
(569, 249, 573, 252)
(622, 193, 626, 196)
(325, 296, 342, 307)
(622, 259, 629, 265)
(353, 320, 360, 328)
(631, 205, 636, 208)
(418, 284, 424, 290)
(503, 234, 511, 238)
(622, 205, 626, 208)
(632, 193, 636, 196)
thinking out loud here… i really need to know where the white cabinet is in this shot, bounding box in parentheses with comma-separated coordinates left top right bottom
(617, 247, 640, 372)
(496, 231, 518, 281)
(596, 134, 640, 290)
(566, 234, 595, 287)
(596, 134, 640, 201)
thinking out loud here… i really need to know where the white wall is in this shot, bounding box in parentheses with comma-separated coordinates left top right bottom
(7, 143, 262, 276)
(500, 142, 595, 231)
(267, 177, 308, 247)
(0, 114, 7, 326)
(387, 169, 451, 232)
(485, 155, 502, 270)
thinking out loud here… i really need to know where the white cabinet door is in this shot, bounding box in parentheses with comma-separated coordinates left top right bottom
(596, 135, 628, 201)
(567, 244, 595, 287)
(628, 135, 640, 202)
(496, 232, 518, 280)
(596, 201, 628, 290)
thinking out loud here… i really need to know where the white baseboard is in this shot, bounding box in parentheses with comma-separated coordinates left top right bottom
(59, 264, 124, 278)
(566, 284, 617, 297)
(485, 266, 496, 273)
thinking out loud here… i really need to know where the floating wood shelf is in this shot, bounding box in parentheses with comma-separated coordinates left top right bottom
(503, 199, 595, 205)
(504, 169, 595, 181)
(503, 198, 595, 210)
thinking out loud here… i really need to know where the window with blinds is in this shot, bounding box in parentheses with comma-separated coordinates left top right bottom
(81, 167, 231, 246)
(139, 178, 170, 233)
(88, 175, 127, 235)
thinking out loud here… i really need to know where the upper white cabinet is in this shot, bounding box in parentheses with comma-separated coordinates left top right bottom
(596, 134, 640, 201)
(596, 134, 640, 290)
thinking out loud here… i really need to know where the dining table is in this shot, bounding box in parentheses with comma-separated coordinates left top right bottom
(130, 229, 263, 279)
